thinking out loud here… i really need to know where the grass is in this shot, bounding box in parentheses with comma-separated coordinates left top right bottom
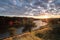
(4, 19, 60, 40)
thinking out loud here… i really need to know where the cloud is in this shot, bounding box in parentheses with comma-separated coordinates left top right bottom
(0, 0, 60, 16)
(0, 7, 6, 11)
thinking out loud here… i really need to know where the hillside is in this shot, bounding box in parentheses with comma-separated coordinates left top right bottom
(3, 25, 54, 40)
(4, 18, 60, 40)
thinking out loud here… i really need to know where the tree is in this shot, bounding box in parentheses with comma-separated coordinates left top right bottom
(22, 18, 36, 32)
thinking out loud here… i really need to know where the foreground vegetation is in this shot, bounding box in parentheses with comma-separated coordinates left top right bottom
(3, 18, 60, 40)
(0, 16, 36, 37)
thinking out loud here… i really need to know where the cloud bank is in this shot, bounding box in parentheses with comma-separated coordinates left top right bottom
(0, 0, 60, 16)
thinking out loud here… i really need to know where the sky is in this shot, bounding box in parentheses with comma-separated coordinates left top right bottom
(0, 0, 60, 16)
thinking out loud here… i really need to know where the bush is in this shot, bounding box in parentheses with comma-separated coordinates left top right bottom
(35, 33, 43, 38)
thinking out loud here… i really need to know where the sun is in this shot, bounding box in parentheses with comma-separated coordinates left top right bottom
(43, 15, 50, 18)
(33, 15, 50, 19)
